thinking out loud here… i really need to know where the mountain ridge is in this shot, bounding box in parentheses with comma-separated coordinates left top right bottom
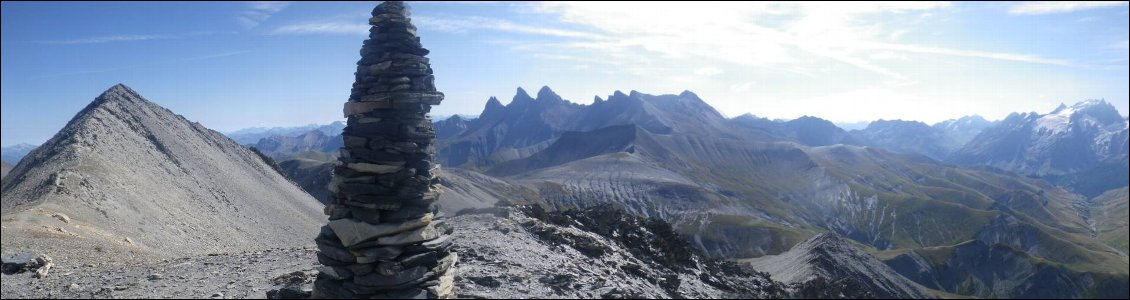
(1, 84, 325, 262)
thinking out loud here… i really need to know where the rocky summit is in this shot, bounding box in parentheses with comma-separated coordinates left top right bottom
(312, 1, 455, 299)
(0, 84, 325, 263)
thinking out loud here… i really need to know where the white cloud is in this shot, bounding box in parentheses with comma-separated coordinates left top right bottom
(272, 22, 368, 35)
(414, 16, 608, 40)
(869, 51, 908, 60)
(239, 1, 291, 29)
(515, 1, 1066, 82)
(1009, 1, 1128, 15)
(694, 67, 723, 77)
(730, 82, 756, 93)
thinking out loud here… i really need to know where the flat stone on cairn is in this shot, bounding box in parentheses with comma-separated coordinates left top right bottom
(313, 1, 456, 299)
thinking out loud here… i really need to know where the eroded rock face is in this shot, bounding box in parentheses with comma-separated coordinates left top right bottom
(312, 1, 454, 299)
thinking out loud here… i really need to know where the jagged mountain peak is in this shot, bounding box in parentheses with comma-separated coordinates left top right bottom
(535, 85, 562, 103)
(513, 86, 534, 103)
(866, 119, 930, 129)
(1052, 102, 1069, 114)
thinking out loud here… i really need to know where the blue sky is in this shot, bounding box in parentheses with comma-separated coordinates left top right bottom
(2, 1, 1128, 147)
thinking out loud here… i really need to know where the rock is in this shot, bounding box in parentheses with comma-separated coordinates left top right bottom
(210, 292, 224, 299)
(346, 163, 404, 175)
(383, 288, 429, 299)
(51, 213, 71, 223)
(328, 213, 433, 246)
(148, 273, 164, 280)
(318, 266, 353, 281)
(1, 253, 53, 278)
(267, 286, 312, 299)
(33, 260, 53, 279)
(426, 272, 455, 298)
(352, 266, 428, 288)
(376, 222, 442, 246)
(344, 101, 391, 118)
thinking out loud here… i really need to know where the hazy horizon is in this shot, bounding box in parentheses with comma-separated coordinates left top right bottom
(3, 1, 1128, 147)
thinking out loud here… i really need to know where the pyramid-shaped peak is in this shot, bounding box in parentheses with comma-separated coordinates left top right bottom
(512, 87, 535, 104)
(485, 96, 503, 107)
(94, 83, 143, 103)
(1, 84, 324, 260)
(1051, 103, 1069, 114)
(536, 86, 563, 102)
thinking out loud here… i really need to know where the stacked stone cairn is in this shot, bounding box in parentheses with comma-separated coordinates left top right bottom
(312, 1, 455, 299)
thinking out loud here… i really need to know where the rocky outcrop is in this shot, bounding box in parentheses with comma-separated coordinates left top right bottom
(454, 205, 782, 298)
(312, 2, 455, 299)
(747, 233, 935, 299)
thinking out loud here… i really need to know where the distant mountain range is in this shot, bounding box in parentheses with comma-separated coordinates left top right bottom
(225, 121, 346, 146)
(0, 143, 38, 165)
(950, 100, 1129, 197)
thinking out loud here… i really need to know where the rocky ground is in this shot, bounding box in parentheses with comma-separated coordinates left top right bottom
(1, 248, 319, 299)
(2, 206, 782, 299)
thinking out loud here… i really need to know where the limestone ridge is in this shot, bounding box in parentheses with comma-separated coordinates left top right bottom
(313, 2, 456, 299)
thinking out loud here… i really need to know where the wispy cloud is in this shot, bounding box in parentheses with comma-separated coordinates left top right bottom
(414, 16, 609, 40)
(496, 1, 1068, 83)
(239, 1, 291, 28)
(694, 67, 723, 77)
(37, 34, 176, 45)
(1008, 1, 1128, 15)
(271, 22, 368, 35)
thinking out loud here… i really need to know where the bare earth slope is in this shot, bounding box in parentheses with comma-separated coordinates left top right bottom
(0, 84, 325, 262)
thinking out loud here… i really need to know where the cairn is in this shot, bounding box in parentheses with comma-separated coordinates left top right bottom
(312, 1, 455, 299)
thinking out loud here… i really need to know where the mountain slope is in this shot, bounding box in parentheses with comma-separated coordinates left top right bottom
(1, 161, 11, 180)
(730, 114, 860, 147)
(932, 115, 994, 146)
(278, 157, 336, 204)
(1090, 187, 1129, 253)
(253, 130, 343, 159)
(884, 239, 1128, 299)
(852, 120, 958, 160)
(950, 100, 1129, 196)
(0, 84, 325, 262)
(454, 205, 782, 298)
(746, 233, 935, 299)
